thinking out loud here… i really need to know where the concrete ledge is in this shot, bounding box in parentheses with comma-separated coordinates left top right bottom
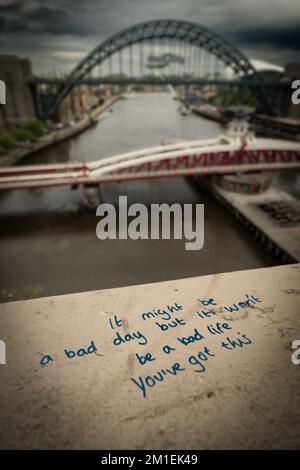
(0, 263, 299, 449)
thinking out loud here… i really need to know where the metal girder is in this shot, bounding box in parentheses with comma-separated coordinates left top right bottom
(43, 19, 272, 119)
(31, 77, 289, 87)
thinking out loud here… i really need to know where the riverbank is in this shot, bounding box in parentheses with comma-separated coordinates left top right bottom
(0, 96, 120, 168)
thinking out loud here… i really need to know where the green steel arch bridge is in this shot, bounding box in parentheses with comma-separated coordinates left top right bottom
(28, 19, 287, 119)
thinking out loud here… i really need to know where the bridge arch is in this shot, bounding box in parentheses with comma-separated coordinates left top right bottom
(45, 19, 270, 119)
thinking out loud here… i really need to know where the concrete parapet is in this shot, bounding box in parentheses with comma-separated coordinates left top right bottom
(0, 263, 299, 449)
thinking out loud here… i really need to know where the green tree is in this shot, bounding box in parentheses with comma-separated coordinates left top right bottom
(0, 133, 18, 150)
(23, 119, 46, 138)
(10, 127, 35, 142)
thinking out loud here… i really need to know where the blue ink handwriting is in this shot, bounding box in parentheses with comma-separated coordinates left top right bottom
(109, 315, 123, 329)
(177, 328, 205, 346)
(221, 332, 252, 350)
(113, 330, 148, 346)
(136, 352, 156, 365)
(155, 317, 186, 332)
(141, 303, 183, 322)
(188, 346, 215, 373)
(64, 340, 97, 359)
(206, 322, 232, 335)
(130, 361, 186, 398)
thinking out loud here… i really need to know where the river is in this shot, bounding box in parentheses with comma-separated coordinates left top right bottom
(0, 92, 276, 302)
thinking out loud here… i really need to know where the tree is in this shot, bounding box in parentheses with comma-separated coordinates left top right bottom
(10, 127, 35, 142)
(0, 133, 18, 150)
(23, 119, 46, 138)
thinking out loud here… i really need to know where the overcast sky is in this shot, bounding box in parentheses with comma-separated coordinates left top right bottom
(0, 0, 299, 74)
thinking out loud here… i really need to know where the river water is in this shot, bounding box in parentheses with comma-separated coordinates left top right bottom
(0, 92, 276, 302)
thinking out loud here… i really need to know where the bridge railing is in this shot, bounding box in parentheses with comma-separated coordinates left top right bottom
(0, 131, 299, 190)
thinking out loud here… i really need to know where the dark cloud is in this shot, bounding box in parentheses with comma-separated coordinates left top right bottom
(231, 25, 300, 51)
(0, 0, 109, 35)
(1, 2, 75, 34)
(0, 0, 299, 72)
(24, 6, 83, 34)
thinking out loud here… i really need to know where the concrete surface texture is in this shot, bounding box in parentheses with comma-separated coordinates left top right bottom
(0, 263, 299, 449)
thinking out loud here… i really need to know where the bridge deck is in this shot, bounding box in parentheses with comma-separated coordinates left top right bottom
(0, 135, 299, 190)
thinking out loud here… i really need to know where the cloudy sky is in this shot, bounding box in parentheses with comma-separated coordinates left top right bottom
(0, 0, 299, 74)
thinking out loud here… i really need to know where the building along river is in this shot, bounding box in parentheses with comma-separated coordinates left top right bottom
(0, 92, 281, 302)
